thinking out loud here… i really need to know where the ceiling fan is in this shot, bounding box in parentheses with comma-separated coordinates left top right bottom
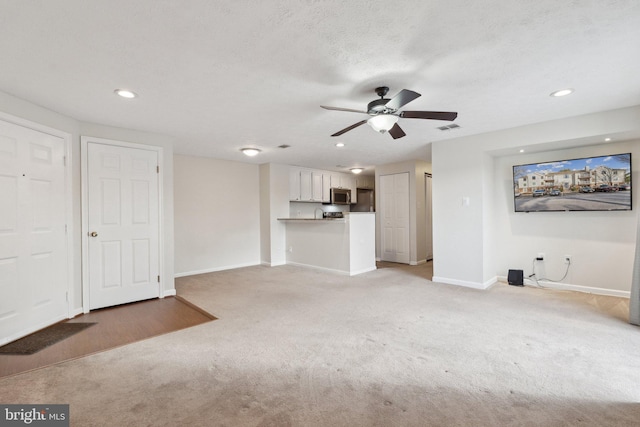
(321, 86, 457, 139)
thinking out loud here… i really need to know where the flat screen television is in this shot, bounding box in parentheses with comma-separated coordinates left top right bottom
(513, 153, 632, 212)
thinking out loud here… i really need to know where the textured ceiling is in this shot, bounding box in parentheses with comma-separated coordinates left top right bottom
(1, 0, 639, 173)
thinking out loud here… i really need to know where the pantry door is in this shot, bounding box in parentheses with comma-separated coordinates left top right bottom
(380, 172, 410, 264)
(0, 117, 70, 345)
(85, 139, 161, 310)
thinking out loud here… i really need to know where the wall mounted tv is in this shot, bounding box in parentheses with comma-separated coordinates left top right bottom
(513, 153, 632, 212)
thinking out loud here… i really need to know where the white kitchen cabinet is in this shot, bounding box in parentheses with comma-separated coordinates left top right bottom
(329, 173, 343, 189)
(327, 172, 357, 203)
(300, 169, 312, 201)
(291, 168, 324, 202)
(342, 174, 357, 204)
(357, 175, 375, 189)
(291, 167, 363, 204)
(322, 172, 331, 202)
(289, 168, 301, 201)
(311, 172, 323, 201)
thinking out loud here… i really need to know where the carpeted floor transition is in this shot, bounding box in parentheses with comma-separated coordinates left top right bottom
(0, 296, 215, 378)
(0, 323, 96, 355)
(0, 263, 638, 426)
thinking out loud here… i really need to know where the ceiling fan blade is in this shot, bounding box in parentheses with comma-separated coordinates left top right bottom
(401, 111, 458, 121)
(388, 123, 406, 139)
(384, 89, 421, 110)
(321, 105, 368, 114)
(331, 120, 368, 137)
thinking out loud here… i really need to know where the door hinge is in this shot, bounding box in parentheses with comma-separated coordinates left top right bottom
(65, 224, 68, 234)
(63, 156, 67, 166)
(157, 275, 160, 283)
(65, 291, 69, 302)
(156, 165, 160, 173)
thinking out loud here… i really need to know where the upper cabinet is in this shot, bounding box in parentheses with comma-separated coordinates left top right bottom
(290, 168, 325, 202)
(290, 167, 371, 204)
(289, 168, 302, 201)
(356, 175, 375, 190)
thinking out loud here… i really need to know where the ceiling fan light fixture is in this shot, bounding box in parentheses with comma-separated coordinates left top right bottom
(350, 168, 364, 174)
(367, 114, 398, 133)
(241, 148, 261, 157)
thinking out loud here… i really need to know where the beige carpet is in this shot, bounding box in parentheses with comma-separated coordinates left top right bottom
(0, 263, 638, 426)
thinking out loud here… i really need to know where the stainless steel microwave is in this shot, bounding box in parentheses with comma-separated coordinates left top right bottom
(330, 188, 351, 205)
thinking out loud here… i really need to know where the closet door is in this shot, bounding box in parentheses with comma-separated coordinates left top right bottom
(380, 172, 410, 264)
(0, 119, 68, 345)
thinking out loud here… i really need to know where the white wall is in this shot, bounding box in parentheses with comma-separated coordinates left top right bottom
(494, 140, 638, 295)
(259, 163, 289, 266)
(432, 105, 640, 294)
(174, 154, 261, 275)
(432, 145, 486, 287)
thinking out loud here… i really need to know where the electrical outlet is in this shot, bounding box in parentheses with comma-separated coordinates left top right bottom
(537, 252, 545, 261)
(564, 255, 572, 264)
(288, 246, 293, 253)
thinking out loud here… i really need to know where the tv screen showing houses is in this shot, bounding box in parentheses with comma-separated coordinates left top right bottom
(513, 153, 632, 212)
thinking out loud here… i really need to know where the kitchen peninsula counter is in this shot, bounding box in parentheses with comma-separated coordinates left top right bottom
(278, 212, 376, 276)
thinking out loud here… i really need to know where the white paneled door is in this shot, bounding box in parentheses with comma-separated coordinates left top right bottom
(380, 172, 410, 264)
(87, 142, 160, 310)
(0, 119, 69, 345)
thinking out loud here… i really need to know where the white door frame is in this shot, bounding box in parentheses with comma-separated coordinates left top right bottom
(81, 136, 164, 313)
(425, 172, 433, 262)
(0, 111, 74, 319)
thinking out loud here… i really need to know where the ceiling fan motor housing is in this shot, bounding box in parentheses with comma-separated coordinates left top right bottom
(367, 98, 394, 115)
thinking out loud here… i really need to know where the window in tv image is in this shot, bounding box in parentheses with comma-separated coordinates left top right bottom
(513, 153, 632, 212)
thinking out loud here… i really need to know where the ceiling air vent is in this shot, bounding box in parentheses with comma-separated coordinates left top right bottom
(437, 124, 460, 131)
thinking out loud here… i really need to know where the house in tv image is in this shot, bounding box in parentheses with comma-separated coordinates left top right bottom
(542, 165, 628, 192)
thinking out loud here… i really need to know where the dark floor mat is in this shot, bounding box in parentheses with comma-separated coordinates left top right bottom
(0, 323, 96, 355)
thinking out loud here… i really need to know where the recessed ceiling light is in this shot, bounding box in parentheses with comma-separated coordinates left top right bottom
(240, 148, 261, 157)
(114, 89, 137, 99)
(550, 88, 573, 97)
(350, 168, 364, 174)
(519, 149, 525, 153)
(605, 137, 612, 142)
(335, 142, 345, 148)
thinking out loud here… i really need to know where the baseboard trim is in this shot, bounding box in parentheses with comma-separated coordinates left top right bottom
(261, 260, 286, 267)
(70, 308, 84, 318)
(411, 259, 427, 266)
(497, 276, 631, 298)
(349, 266, 377, 276)
(174, 262, 261, 278)
(432, 276, 497, 290)
(286, 261, 350, 276)
(163, 289, 177, 297)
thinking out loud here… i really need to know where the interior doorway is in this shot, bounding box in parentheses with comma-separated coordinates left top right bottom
(82, 137, 163, 311)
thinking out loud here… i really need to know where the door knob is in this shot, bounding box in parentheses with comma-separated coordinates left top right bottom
(90, 231, 98, 237)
